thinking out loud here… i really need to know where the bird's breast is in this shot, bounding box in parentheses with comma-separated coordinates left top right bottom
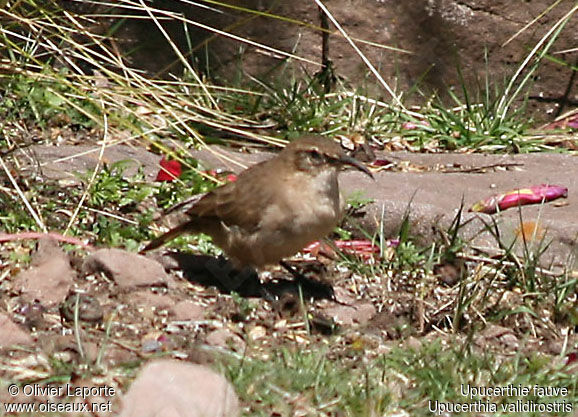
(258, 171, 342, 244)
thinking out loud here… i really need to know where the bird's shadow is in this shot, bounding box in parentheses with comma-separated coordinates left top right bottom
(164, 252, 335, 301)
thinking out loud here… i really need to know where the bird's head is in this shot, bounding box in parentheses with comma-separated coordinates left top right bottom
(283, 136, 374, 179)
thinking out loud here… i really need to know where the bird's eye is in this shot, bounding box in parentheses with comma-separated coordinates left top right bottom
(309, 150, 323, 161)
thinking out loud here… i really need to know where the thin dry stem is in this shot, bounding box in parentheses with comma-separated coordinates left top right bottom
(64, 100, 110, 234)
(0, 156, 47, 232)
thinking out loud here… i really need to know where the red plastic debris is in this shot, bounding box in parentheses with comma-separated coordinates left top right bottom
(469, 184, 568, 214)
(155, 157, 182, 182)
(303, 239, 399, 260)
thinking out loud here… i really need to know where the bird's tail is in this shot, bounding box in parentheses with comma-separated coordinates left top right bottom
(139, 222, 192, 254)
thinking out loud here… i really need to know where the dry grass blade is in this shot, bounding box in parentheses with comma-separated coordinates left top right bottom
(0, 1, 285, 151)
(191, 0, 413, 55)
(136, 0, 218, 109)
(89, 0, 320, 67)
(313, 0, 406, 111)
(73, 293, 86, 360)
(497, 3, 578, 120)
(501, 0, 565, 47)
(2, 4, 288, 184)
(64, 101, 109, 235)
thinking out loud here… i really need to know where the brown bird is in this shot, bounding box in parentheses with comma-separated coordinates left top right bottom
(141, 136, 373, 270)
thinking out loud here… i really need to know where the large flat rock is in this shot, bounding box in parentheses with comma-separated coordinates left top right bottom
(340, 152, 577, 269)
(20, 144, 577, 268)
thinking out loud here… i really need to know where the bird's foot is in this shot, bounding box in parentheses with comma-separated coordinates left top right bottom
(279, 260, 335, 301)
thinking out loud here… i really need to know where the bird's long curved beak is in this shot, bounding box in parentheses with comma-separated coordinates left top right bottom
(339, 155, 374, 179)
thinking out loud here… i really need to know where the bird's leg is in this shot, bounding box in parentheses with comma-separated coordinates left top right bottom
(258, 285, 279, 303)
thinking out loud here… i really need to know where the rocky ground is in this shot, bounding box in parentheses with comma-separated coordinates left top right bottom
(0, 139, 577, 416)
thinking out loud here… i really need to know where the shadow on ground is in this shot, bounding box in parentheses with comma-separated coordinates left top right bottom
(164, 252, 336, 301)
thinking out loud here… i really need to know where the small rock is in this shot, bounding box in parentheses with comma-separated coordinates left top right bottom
(476, 324, 520, 352)
(309, 313, 338, 335)
(38, 334, 100, 362)
(16, 301, 46, 330)
(152, 252, 180, 270)
(131, 291, 175, 310)
(80, 342, 101, 363)
(105, 346, 139, 366)
(173, 300, 205, 321)
(119, 359, 239, 417)
(83, 249, 171, 288)
(206, 328, 246, 352)
(404, 336, 423, 351)
(332, 287, 356, 304)
(60, 293, 104, 323)
(37, 334, 77, 355)
(31, 237, 67, 266)
(323, 302, 376, 326)
(125, 291, 175, 320)
(12, 238, 74, 307)
(479, 324, 512, 339)
(0, 313, 34, 347)
(366, 308, 414, 339)
(498, 332, 520, 350)
(546, 339, 567, 355)
(434, 262, 462, 286)
(271, 293, 300, 316)
(248, 325, 267, 341)
(141, 332, 171, 353)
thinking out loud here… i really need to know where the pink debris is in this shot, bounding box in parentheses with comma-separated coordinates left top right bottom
(470, 184, 568, 214)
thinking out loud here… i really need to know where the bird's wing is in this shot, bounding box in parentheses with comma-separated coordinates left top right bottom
(187, 160, 278, 233)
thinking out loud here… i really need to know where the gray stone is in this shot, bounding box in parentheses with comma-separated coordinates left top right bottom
(0, 313, 34, 347)
(323, 302, 377, 326)
(341, 151, 577, 269)
(119, 360, 239, 417)
(12, 238, 74, 307)
(205, 329, 246, 352)
(152, 1, 575, 121)
(173, 300, 205, 321)
(83, 249, 172, 288)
